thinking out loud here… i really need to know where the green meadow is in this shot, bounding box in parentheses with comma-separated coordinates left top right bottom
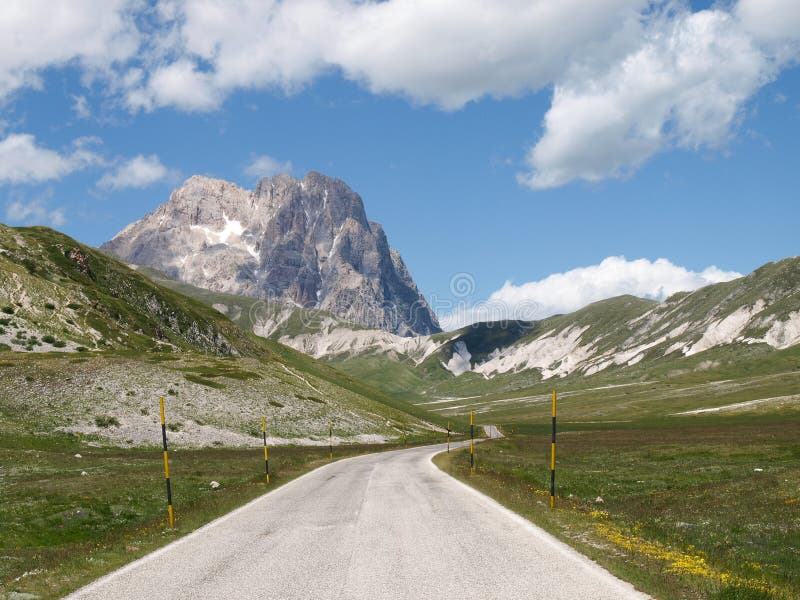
(436, 407, 799, 600)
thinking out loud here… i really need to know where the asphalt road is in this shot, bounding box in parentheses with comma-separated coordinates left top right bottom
(67, 443, 649, 599)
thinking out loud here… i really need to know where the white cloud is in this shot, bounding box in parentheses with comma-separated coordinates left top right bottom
(519, 6, 785, 189)
(1, 0, 798, 190)
(5, 191, 65, 227)
(439, 256, 742, 331)
(127, 0, 646, 112)
(0, 134, 103, 184)
(71, 95, 91, 119)
(127, 59, 222, 112)
(123, 0, 797, 188)
(736, 0, 800, 45)
(97, 154, 176, 190)
(244, 155, 293, 178)
(0, 0, 140, 99)
(327, 0, 646, 110)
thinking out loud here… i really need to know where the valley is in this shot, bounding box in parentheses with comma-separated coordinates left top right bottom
(3, 3, 799, 598)
(1, 181, 798, 600)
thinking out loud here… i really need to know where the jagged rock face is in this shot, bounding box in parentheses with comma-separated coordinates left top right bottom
(101, 172, 440, 336)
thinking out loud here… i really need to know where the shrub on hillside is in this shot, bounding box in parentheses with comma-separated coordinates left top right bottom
(94, 415, 120, 428)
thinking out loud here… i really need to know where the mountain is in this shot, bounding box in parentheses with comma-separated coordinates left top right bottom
(101, 172, 440, 337)
(130, 242, 800, 400)
(203, 256, 800, 397)
(0, 224, 439, 446)
(446, 257, 800, 381)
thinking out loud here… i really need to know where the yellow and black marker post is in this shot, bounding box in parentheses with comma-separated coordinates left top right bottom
(447, 421, 451, 453)
(469, 410, 475, 474)
(550, 390, 557, 509)
(329, 422, 333, 460)
(159, 397, 175, 529)
(262, 416, 270, 485)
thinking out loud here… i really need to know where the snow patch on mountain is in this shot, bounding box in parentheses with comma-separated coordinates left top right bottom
(280, 327, 446, 363)
(444, 341, 472, 376)
(762, 310, 800, 349)
(473, 326, 592, 379)
(190, 213, 259, 259)
(685, 301, 766, 356)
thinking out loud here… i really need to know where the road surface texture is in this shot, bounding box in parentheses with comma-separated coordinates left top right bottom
(67, 443, 649, 600)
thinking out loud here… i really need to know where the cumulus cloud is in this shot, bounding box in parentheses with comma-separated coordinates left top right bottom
(244, 155, 293, 178)
(122, 0, 798, 188)
(736, 0, 800, 45)
(519, 6, 790, 189)
(127, 59, 223, 112)
(0, 134, 103, 184)
(97, 154, 176, 190)
(439, 256, 742, 331)
(126, 0, 646, 111)
(326, 0, 646, 109)
(5, 190, 66, 227)
(0, 0, 139, 99)
(2, 0, 798, 190)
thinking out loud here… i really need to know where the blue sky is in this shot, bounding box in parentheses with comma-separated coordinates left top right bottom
(1, 1, 798, 328)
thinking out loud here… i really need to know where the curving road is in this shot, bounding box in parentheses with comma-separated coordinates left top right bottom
(67, 443, 649, 599)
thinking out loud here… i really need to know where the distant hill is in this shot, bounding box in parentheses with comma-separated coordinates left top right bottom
(139, 255, 800, 399)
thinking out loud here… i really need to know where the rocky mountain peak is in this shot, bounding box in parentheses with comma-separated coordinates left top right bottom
(101, 172, 440, 336)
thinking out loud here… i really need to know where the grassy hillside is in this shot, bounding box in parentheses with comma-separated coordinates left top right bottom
(0, 225, 270, 355)
(130, 265, 458, 399)
(0, 224, 440, 444)
(417, 260, 800, 400)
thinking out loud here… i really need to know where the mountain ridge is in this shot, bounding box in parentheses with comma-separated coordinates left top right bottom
(143, 255, 800, 397)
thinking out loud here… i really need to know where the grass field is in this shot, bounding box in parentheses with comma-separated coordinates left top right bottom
(414, 351, 800, 426)
(0, 429, 443, 600)
(435, 413, 800, 600)
(0, 350, 445, 453)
